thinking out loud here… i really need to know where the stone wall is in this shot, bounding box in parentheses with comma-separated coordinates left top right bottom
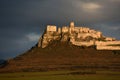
(74, 27, 90, 33)
(105, 37, 116, 41)
(95, 41, 120, 46)
(72, 41, 94, 46)
(62, 26, 69, 33)
(70, 39, 94, 46)
(95, 41, 120, 50)
(70, 40, 120, 50)
(77, 33, 101, 39)
(97, 46, 120, 50)
(47, 25, 57, 32)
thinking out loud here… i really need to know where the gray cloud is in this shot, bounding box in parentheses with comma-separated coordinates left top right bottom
(0, 0, 120, 59)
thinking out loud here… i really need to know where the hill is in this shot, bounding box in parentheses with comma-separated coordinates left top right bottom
(0, 59, 7, 68)
(0, 41, 120, 72)
(0, 22, 120, 73)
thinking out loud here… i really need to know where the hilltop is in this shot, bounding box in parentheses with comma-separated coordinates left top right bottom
(0, 22, 120, 72)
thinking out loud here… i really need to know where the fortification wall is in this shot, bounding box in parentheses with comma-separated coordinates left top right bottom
(70, 40, 120, 50)
(105, 37, 116, 41)
(77, 33, 101, 38)
(72, 41, 94, 46)
(97, 45, 120, 50)
(74, 27, 90, 33)
(95, 41, 120, 46)
(62, 26, 69, 33)
(47, 25, 57, 32)
(74, 28, 79, 33)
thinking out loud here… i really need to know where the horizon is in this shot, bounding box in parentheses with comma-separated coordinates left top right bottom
(0, 0, 120, 59)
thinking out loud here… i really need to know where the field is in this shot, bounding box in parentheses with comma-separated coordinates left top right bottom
(0, 70, 120, 80)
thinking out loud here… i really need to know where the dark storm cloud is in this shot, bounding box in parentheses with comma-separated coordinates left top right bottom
(0, 0, 120, 59)
(70, 0, 120, 23)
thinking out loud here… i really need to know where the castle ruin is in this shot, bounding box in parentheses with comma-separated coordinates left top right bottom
(38, 22, 120, 50)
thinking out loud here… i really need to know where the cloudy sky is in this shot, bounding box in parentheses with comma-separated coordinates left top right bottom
(0, 0, 120, 59)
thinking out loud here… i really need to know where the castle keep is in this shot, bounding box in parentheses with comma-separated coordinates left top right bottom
(38, 22, 120, 50)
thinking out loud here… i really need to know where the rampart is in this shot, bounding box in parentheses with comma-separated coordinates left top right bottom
(70, 40, 120, 50)
(97, 46, 120, 50)
(95, 41, 120, 46)
(72, 41, 94, 46)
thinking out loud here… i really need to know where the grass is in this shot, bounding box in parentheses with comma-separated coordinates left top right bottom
(0, 70, 120, 80)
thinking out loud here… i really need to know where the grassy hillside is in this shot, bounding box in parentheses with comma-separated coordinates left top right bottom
(0, 41, 120, 72)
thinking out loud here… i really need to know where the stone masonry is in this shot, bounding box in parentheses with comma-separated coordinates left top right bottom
(38, 22, 120, 50)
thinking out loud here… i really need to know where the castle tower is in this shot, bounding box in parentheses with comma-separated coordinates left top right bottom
(69, 22, 75, 33)
(70, 22, 74, 28)
(58, 27, 61, 34)
(46, 25, 57, 32)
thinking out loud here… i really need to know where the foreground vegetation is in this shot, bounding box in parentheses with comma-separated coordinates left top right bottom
(0, 70, 120, 80)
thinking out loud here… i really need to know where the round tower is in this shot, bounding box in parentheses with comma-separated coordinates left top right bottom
(69, 22, 75, 33)
(70, 22, 74, 28)
(58, 27, 61, 34)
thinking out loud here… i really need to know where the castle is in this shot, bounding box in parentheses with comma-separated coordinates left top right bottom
(38, 22, 120, 50)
